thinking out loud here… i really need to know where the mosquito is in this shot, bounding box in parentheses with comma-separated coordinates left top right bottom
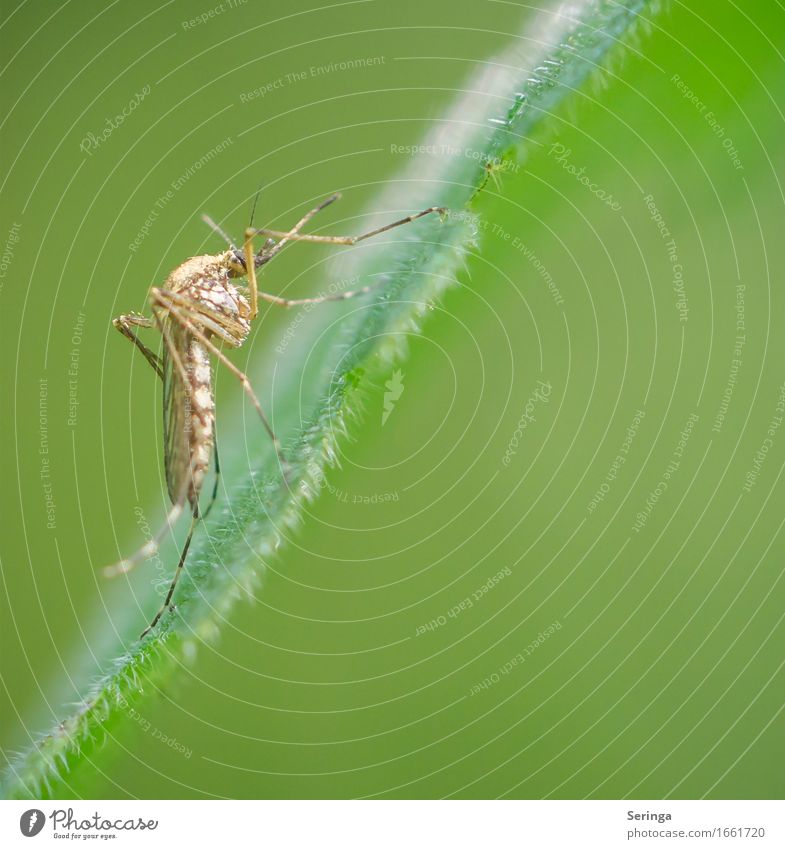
(106, 191, 446, 638)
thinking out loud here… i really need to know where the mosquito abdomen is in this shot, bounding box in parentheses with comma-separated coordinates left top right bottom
(164, 331, 215, 512)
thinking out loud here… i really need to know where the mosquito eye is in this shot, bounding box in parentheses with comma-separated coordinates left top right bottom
(232, 250, 246, 268)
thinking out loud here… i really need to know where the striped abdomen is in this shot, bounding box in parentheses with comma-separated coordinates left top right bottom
(162, 329, 214, 512)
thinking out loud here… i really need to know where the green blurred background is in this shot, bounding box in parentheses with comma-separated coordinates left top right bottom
(2, 0, 784, 798)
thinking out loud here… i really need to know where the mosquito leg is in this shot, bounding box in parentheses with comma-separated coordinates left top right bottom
(152, 290, 290, 479)
(112, 313, 164, 379)
(150, 303, 190, 387)
(140, 510, 199, 639)
(261, 192, 342, 258)
(103, 309, 194, 578)
(201, 423, 221, 520)
(201, 213, 237, 250)
(252, 207, 447, 309)
(250, 206, 447, 247)
(243, 193, 342, 318)
(257, 281, 380, 309)
(104, 489, 187, 577)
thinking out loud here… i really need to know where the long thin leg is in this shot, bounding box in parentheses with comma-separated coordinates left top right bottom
(255, 280, 383, 309)
(151, 290, 290, 476)
(104, 487, 188, 577)
(250, 206, 446, 246)
(201, 421, 221, 519)
(201, 213, 236, 249)
(243, 193, 342, 318)
(104, 309, 194, 578)
(140, 510, 198, 639)
(259, 193, 342, 262)
(243, 202, 446, 312)
(113, 313, 164, 379)
(151, 303, 191, 387)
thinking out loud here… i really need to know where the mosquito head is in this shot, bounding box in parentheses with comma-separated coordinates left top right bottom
(226, 245, 275, 277)
(227, 249, 247, 276)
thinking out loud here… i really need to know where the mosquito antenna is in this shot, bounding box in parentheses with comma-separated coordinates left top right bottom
(249, 182, 264, 229)
(201, 213, 237, 250)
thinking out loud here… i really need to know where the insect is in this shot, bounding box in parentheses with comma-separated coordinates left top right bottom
(106, 192, 446, 638)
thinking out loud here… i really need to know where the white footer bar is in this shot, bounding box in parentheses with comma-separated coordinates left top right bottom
(3, 799, 782, 848)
